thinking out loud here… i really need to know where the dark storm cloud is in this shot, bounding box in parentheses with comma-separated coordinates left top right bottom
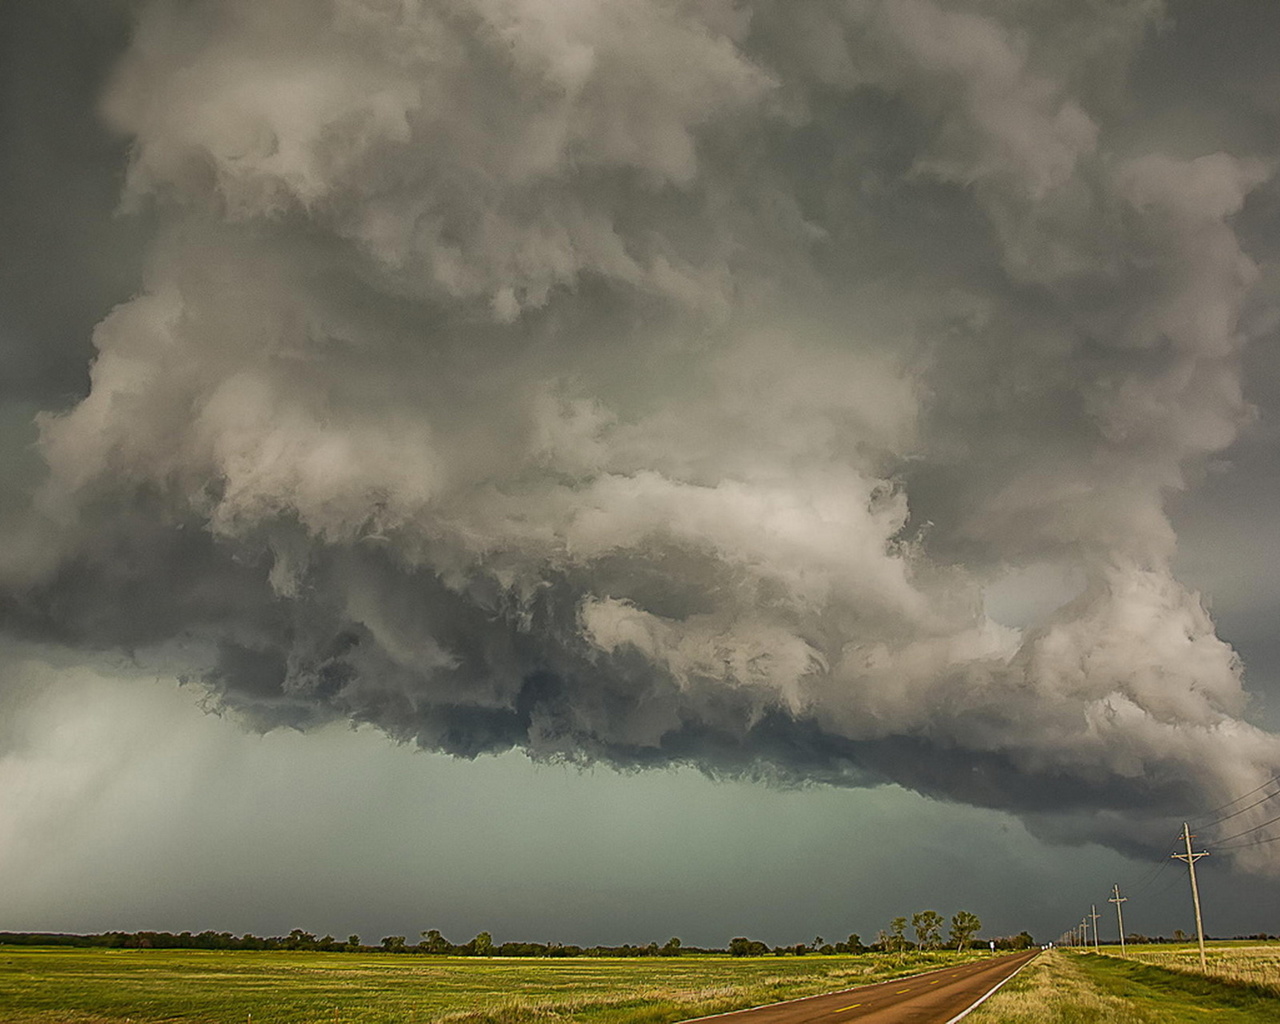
(4, 0, 1280, 870)
(0, 0, 145, 405)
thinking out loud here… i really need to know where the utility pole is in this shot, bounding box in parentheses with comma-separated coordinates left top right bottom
(1081, 916, 1089, 950)
(1109, 884, 1128, 954)
(1090, 905, 1101, 953)
(1172, 821, 1209, 970)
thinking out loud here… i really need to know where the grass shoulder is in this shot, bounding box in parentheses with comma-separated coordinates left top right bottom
(965, 948, 1280, 1024)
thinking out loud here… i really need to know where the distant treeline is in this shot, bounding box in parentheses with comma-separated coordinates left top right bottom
(1116, 932, 1279, 945)
(0, 930, 714, 956)
(0, 928, 1028, 955)
(4, 927, 1275, 955)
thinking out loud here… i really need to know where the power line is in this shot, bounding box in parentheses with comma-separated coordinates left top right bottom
(1127, 835, 1183, 897)
(1108, 885, 1128, 954)
(1198, 786, 1280, 831)
(1191, 774, 1280, 825)
(1172, 824, 1208, 967)
(1212, 810, 1280, 846)
(1215, 830, 1280, 852)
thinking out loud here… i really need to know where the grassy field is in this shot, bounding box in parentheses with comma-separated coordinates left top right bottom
(0, 947, 991, 1024)
(1120, 942, 1280, 996)
(966, 945, 1280, 1024)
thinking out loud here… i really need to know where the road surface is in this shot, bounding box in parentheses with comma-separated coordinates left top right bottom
(682, 951, 1039, 1024)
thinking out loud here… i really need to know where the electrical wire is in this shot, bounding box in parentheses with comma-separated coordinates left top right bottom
(1215, 831, 1280, 852)
(1211, 810, 1280, 847)
(1196, 784, 1280, 832)
(1124, 834, 1184, 898)
(1190, 774, 1280, 827)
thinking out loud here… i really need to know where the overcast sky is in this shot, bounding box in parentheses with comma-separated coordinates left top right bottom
(3, 0, 1280, 948)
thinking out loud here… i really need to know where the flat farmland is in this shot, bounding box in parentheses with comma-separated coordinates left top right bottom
(0, 948, 992, 1024)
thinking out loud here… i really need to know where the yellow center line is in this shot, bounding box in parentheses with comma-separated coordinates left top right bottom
(929, 979, 940, 984)
(829, 1003, 862, 1013)
(895, 988, 911, 993)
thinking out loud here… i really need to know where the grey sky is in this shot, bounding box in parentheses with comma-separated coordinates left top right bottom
(0, 647, 1239, 946)
(3, 0, 1280, 946)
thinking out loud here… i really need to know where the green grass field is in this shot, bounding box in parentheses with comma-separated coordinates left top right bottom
(0, 947, 991, 1024)
(1120, 941, 1280, 996)
(966, 943, 1280, 1024)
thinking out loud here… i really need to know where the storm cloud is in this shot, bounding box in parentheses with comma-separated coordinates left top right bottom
(4, 0, 1280, 869)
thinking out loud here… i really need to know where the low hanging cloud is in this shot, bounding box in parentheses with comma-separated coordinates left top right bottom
(5, 0, 1280, 869)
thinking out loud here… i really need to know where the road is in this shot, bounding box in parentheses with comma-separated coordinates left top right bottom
(682, 951, 1039, 1024)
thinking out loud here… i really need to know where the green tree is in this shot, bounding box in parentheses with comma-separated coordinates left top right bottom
(950, 911, 981, 951)
(420, 929, 450, 954)
(729, 937, 752, 957)
(473, 931, 493, 956)
(661, 937, 682, 956)
(846, 933, 864, 953)
(889, 917, 908, 953)
(912, 911, 944, 950)
(381, 935, 407, 953)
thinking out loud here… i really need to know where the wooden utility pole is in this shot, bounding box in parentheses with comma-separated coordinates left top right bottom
(1172, 821, 1209, 970)
(1089, 905, 1101, 952)
(1081, 916, 1089, 949)
(1109, 884, 1128, 954)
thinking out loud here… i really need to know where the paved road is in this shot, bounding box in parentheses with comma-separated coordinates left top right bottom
(682, 951, 1039, 1024)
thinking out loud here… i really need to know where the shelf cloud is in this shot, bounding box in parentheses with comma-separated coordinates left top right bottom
(4, 0, 1280, 869)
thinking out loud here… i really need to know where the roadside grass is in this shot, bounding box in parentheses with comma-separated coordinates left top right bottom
(964, 949, 1156, 1024)
(965, 948, 1280, 1024)
(0, 947, 990, 1024)
(1120, 942, 1280, 997)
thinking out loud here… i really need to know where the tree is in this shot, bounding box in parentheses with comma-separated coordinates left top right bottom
(729, 937, 752, 957)
(473, 931, 493, 956)
(889, 917, 908, 953)
(285, 929, 318, 950)
(950, 911, 981, 951)
(420, 929, 450, 954)
(912, 911, 944, 950)
(381, 936, 407, 953)
(661, 937, 682, 956)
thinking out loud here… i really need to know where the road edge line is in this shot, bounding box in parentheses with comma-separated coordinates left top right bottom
(940, 952, 1039, 1024)
(675, 956, 1014, 1024)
